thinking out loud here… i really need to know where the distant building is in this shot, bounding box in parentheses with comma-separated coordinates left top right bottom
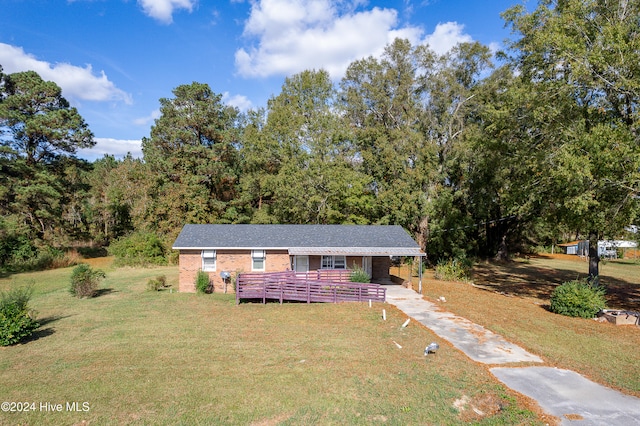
(557, 240, 588, 256)
(557, 240, 638, 259)
(598, 240, 638, 259)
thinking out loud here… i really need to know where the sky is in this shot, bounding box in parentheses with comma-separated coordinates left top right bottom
(1, 0, 527, 161)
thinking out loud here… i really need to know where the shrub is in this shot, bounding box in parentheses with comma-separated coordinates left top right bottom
(434, 257, 472, 282)
(350, 267, 371, 283)
(70, 264, 106, 298)
(108, 231, 167, 267)
(0, 239, 77, 273)
(195, 270, 211, 294)
(550, 278, 607, 318)
(0, 286, 39, 346)
(146, 275, 168, 291)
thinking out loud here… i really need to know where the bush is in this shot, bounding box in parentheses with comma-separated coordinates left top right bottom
(550, 278, 607, 318)
(195, 270, 211, 294)
(350, 267, 371, 283)
(70, 264, 106, 298)
(0, 239, 77, 273)
(146, 275, 168, 291)
(434, 257, 472, 282)
(108, 231, 168, 267)
(0, 286, 39, 346)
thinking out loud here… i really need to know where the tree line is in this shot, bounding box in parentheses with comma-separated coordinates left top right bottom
(1, 0, 639, 276)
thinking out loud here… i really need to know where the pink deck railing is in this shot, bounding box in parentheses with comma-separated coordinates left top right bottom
(236, 271, 386, 304)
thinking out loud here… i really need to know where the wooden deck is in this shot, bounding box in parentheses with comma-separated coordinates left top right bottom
(236, 271, 386, 304)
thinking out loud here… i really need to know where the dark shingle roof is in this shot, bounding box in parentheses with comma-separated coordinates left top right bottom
(172, 224, 422, 255)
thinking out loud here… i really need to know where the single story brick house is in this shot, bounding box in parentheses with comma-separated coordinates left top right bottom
(172, 224, 424, 293)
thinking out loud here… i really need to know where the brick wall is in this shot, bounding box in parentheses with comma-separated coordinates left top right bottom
(372, 256, 390, 281)
(178, 251, 392, 292)
(178, 249, 291, 293)
(177, 250, 201, 293)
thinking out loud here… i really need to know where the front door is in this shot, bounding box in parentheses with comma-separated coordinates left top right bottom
(294, 255, 309, 273)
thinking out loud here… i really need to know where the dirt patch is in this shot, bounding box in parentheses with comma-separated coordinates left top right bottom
(453, 392, 557, 424)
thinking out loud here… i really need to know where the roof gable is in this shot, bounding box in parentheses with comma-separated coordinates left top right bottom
(172, 224, 421, 254)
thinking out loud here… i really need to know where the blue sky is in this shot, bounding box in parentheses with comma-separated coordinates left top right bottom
(1, 0, 525, 161)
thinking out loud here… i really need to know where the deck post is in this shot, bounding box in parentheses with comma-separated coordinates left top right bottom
(418, 255, 423, 294)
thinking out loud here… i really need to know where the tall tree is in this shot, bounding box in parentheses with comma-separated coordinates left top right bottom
(256, 69, 374, 224)
(418, 41, 494, 259)
(141, 82, 243, 235)
(502, 0, 640, 278)
(0, 70, 94, 165)
(341, 39, 494, 261)
(0, 69, 95, 244)
(341, 39, 434, 237)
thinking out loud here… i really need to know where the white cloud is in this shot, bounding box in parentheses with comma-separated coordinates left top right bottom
(424, 22, 472, 55)
(133, 109, 162, 127)
(222, 92, 253, 112)
(236, 1, 420, 79)
(137, 0, 196, 24)
(0, 43, 132, 105)
(78, 138, 143, 161)
(235, 0, 473, 80)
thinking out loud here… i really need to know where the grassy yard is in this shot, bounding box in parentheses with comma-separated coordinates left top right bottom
(0, 259, 543, 425)
(416, 254, 640, 399)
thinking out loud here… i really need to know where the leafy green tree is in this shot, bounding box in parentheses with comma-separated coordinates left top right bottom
(253, 69, 375, 224)
(502, 0, 640, 277)
(341, 39, 494, 261)
(341, 39, 434, 235)
(418, 42, 494, 260)
(0, 69, 95, 257)
(142, 82, 244, 235)
(237, 108, 280, 223)
(85, 155, 140, 244)
(0, 70, 93, 165)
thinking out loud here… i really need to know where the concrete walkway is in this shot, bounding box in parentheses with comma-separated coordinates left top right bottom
(383, 284, 640, 425)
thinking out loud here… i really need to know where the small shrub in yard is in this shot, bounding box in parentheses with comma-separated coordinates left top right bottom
(0, 286, 39, 346)
(350, 267, 371, 283)
(195, 270, 211, 294)
(434, 257, 472, 282)
(146, 275, 168, 291)
(70, 264, 106, 298)
(550, 278, 607, 318)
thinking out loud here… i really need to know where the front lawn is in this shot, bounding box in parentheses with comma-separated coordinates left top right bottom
(0, 261, 543, 425)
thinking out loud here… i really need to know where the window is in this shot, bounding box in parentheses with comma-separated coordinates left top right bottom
(252, 250, 265, 271)
(202, 250, 216, 271)
(321, 255, 346, 269)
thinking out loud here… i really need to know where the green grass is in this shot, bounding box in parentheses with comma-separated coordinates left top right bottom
(421, 255, 640, 398)
(0, 262, 542, 425)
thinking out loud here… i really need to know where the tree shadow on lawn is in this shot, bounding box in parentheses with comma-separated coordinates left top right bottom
(93, 288, 116, 297)
(472, 260, 640, 312)
(18, 315, 72, 345)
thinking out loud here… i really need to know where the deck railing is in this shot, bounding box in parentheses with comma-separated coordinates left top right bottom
(236, 271, 386, 304)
